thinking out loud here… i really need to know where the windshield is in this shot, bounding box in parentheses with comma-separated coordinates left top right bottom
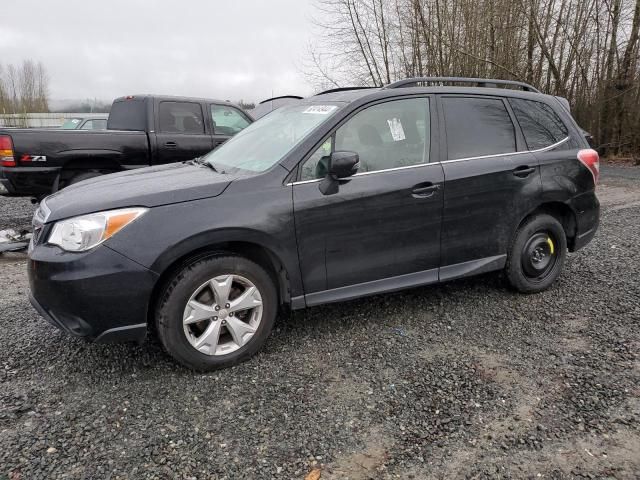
(202, 103, 341, 174)
(61, 118, 82, 129)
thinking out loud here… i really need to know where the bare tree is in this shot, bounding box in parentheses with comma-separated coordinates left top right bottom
(306, 0, 640, 156)
(0, 60, 50, 125)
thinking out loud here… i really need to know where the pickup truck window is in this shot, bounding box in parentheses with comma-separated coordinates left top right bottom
(61, 118, 82, 129)
(80, 119, 107, 130)
(159, 102, 205, 134)
(108, 99, 147, 131)
(211, 105, 251, 135)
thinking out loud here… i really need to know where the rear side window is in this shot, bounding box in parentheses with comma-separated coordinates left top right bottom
(107, 99, 147, 131)
(509, 98, 569, 150)
(159, 102, 205, 134)
(442, 97, 516, 160)
(211, 105, 251, 135)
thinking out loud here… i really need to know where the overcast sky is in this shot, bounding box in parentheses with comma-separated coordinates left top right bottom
(2, 0, 316, 104)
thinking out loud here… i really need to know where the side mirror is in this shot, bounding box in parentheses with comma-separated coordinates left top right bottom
(329, 151, 359, 178)
(319, 151, 359, 195)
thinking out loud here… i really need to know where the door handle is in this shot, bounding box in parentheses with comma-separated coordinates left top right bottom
(164, 141, 177, 148)
(513, 166, 535, 178)
(412, 183, 440, 198)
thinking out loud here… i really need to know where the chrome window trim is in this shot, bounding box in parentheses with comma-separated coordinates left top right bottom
(440, 136, 569, 164)
(287, 136, 569, 186)
(287, 162, 439, 186)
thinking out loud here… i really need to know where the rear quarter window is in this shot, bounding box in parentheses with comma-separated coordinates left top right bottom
(107, 99, 147, 131)
(442, 97, 516, 160)
(509, 98, 569, 150)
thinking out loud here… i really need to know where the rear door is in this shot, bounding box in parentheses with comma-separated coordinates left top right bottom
(209, 104, 252, 149)
(293, 96, 444, 304)
(155, 101, 213, 164)
(438, 95, 541, 279)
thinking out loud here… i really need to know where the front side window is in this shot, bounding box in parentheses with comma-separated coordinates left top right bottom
(159, 102, 204, 134)
(442, 97, 516, 160)
(211, 105, 251, 135)
(202, 103, 341, 174)
(509, 98, 569, 150)
(301, 98, 430, 180)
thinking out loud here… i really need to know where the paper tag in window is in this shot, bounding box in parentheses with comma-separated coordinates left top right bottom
(303, 105, 337, 115)
(387, 118, 405, 141)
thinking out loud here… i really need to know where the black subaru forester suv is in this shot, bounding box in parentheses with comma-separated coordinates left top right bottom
(28, 77, 600, 371)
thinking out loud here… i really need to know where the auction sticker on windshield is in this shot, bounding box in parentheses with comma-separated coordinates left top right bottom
(303, 105, 337, 115)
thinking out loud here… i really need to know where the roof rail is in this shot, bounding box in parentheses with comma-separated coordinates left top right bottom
(384, 77, 540, 93)
(315, 86, 378, 96)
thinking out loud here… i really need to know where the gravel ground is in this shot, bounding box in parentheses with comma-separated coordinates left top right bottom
(0, 195, 33, 232)
(1, 166, 639, 479)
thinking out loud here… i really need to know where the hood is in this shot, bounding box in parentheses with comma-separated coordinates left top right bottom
(44, 162, 232, 222)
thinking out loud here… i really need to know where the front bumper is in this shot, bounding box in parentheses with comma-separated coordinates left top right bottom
(28, 243, 159, 342)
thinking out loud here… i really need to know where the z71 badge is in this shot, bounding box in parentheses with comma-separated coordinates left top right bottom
(21, 154, 47, 162)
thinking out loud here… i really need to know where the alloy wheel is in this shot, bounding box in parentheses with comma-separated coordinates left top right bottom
(182, 274, 263, 356)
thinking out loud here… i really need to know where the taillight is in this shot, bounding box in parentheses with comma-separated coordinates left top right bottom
(577, 149, 599, 185)
(0, 135, 15, 167)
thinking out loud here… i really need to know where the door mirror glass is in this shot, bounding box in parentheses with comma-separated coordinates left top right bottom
(329, 151, 359, 178)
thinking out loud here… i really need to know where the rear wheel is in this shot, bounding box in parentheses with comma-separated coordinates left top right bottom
(155, 256, 277, 371)
(505, 214, 567, 293)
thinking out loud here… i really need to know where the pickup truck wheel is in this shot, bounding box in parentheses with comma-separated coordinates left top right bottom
(155, 256, 277, 371)
(505, 214, 567, 293)
(67, 170, 103, 186)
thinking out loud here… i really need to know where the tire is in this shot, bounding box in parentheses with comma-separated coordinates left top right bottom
(505, 214, 567, 293)
(155, 255, 278, 371)
(67, 170, 103, 186)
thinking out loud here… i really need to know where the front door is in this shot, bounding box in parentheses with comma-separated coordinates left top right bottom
(155, 101, 213, 164)
(293, 97, 444, 305)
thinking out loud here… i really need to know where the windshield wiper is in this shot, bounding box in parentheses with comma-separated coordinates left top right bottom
(187, 156, 220, 173)
(201, 161, 219, 173)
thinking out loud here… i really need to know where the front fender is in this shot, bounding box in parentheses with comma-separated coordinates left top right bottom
(104, 190, 302, 298)
(156, 227, 297, 277)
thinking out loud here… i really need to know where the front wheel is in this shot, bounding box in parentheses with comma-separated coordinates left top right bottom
(505, 214, 567, 293)
(155, 256, 278, 371)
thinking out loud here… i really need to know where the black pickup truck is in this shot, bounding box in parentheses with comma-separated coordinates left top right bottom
(0, 95, 252, 197)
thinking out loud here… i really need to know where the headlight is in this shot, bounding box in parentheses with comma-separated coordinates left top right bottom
(48, 207, 147, 252)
